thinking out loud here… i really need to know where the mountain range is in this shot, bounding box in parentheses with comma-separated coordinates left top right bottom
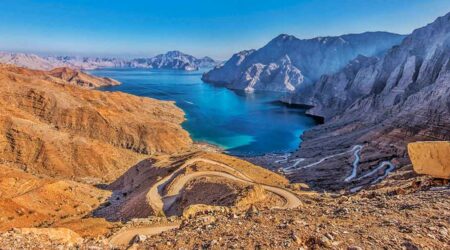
(0, 9, 449, 250)
(0, 50, 219, 71)
(202, 32, 405, 92)
(200, 13, 450, 191)
(276, 12, 450, 190)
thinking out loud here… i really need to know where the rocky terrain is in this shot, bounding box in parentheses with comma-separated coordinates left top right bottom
(202, 32, 405, 92)
(0, 51, 219, 71)
(0, 163, 448, 249)
(408, 141, 450, 179)
(0, 63, 303, 249)
(0, 14, 449, 250)
(241, 12, 450, 192)
(0, 64, 191, 182)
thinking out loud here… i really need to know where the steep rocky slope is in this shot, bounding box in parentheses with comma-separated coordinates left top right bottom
(0, 163, 112, 232)
(281, 12, 450, 190)
(0, 64, 191, 182)
(0, 51, 219, 71)
(202, 32, 405, 92)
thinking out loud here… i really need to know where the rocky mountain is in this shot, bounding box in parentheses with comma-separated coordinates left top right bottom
(0, 64, 191, 182)
(47, 56, 129, 70)
(0, 49, 448, 250)
(127, 51, 217, 71)
(281, 12, 450, 190)
(0, 51, 219, 71)
(0, 52, 65, 70)
(202, 32, 405, 92)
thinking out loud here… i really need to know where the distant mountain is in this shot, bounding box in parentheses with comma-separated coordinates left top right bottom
(202, 32, 405, 92)
(285, 12, 450, 190)
(127, 51, 218, 71)
(0, 51, 219, 71)
(0, 52, 65, 70)
(47, 56, 129, 70)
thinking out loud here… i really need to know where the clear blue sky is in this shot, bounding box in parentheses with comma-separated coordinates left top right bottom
(1, 0, 450, 59)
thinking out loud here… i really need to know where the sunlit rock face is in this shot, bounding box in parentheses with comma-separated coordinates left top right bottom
(408, 141, 450, 179)
(202, 32, 405, 92)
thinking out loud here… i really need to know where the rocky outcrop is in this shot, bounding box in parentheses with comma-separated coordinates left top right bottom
(202, 32, 405, 92)
(408, 141, 450, 179)
(0, 51, 219, 71)
(48, 67, 120, 88)
(0, 64, 192, 181)
(284, 12, 450, 190)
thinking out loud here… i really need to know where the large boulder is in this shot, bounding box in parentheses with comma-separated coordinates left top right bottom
(408, 141, 450, 179)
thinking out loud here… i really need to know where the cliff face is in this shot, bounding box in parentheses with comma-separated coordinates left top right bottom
(0, 64, 192, 182)
(202, 32, 405, 92)
(285, 13, 450, 190)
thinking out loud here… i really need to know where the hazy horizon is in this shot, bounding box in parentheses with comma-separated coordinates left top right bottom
(1, 0, 450, 60)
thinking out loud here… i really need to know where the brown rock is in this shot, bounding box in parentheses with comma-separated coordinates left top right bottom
(0, 64, 192, 181)
(408, 141, 450, 179)
(48, 67, 121, 89)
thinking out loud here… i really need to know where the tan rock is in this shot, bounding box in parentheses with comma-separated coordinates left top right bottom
(182, 204, 229, 219)
(48, 67, 121, 89)
(408, 141, 450, 179)
(17, 227, 82, 245)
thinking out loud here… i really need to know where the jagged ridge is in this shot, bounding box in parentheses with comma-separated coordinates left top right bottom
(202, 32, 405, 92)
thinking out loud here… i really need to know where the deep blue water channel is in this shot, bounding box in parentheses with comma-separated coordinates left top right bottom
(90, 68, 317, 156)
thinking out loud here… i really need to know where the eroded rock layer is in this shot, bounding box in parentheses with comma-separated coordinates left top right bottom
(0, 64, 192, 182)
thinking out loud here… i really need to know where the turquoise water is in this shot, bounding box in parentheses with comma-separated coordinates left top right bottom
(91, 68, 318, 156)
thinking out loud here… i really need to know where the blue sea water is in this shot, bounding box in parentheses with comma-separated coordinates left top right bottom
(90, 68, 318, 156)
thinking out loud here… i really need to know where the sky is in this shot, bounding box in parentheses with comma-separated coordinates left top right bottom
(1, 0, 450, 60)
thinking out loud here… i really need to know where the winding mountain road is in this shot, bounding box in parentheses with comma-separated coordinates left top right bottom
(109, 224, 180, 246)
(147, 158, 302, 216)
(344, 145, 363, 182)
(110, 157, 303, 247)
(284, 145, 362, 173)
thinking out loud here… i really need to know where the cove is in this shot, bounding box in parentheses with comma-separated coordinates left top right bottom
(91, 68, 318, 156)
